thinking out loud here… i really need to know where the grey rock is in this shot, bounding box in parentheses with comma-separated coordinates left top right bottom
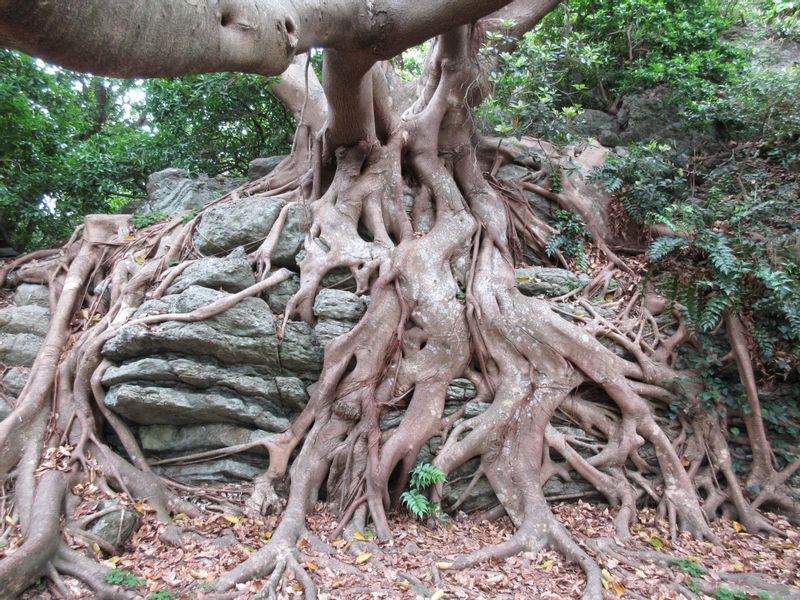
(279, 321, 323, 380)
(313, 289, 366, 321)
(313, 319, 355, 348)
(0, 247, 17, 258)
(524, 190, 556, 221)
(267, 272, 300, 313)
(2, 367, 27, 396)
(320, 268, 357, 292)
(102, 286, 280, 368)
(496, 164, 529, 181)
(571, 109, 617, 141)
(514, 267, 589, 297)
(143, 168, 243, 215)
(14, 284, 49, 308)
(445, 378, 478, 403)
(102, 356, 281, 399)
(464, 400, 491, 418)
(0, 305, 51, 336)
(139, 423, 270, 454)
(616, 87, 718, 161)
(272, 203, 308, 268)
(194, 195, 304, 257)
(598, 130, 621, 147)
(89, 501, 139, 548)
(402, 542, 422, 554)
(0, 400, 11, 421)
(105, 383, 290, 432)
(155, 458, 264, 483)
(0, 333, 44, 366)
(248, 156, 287, 180)
(275, 377, 309, 411)
(166, 248, 255, 295)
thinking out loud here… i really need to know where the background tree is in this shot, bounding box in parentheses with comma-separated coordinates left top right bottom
(0, 1, 798, 599)
(0, 51, 295, 252)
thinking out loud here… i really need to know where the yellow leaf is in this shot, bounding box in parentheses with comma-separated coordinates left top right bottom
(173, 513, 187, 521)
(732, 520, 745, 533)
(262, 531, 273, 540)
(91, 543, 101, 555)
(352, 531, 368, 541)
(601, 579, 610, 590)
(396, 580, 410, 588)
(635, 569, 647, 579)
(648, 536, 664, 549)
(124, 234, 136, 241)
(5, 516, 15, 526)
(355, 552, 372, 564)
(80, 308, 89, 320)
(134, 256, 145, 264)
(133, 500, 147, 513)
(430, 590, 445, 600)
(223, 514, 240, 525)
(612, 581, 626, 594)
(515, 276, 530, 283)
(109, 556, 121, 564)
(733, 561, 745, 572)
(291, 581, 303, 592)
(436, 562, 452, 570)
(305, 561, 318, 571)
(541, 559, 554, 570)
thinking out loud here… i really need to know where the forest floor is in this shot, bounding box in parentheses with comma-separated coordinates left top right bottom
(8, 481, 800, 600)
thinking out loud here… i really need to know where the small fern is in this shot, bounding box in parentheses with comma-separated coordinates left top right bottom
(649, 236, 689, 261)
(402, 463, 446, 521)
(409, 462, 446, 489)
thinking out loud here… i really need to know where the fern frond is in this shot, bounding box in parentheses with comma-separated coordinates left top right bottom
(649, 237, 689, 262)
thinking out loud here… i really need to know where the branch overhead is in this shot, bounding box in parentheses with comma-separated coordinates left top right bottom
(0, 0, 522, 79)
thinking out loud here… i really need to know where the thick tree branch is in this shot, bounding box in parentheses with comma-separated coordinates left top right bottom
(0, 0, 520, 79)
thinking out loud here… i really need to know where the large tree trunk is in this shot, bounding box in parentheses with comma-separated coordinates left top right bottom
(1, 1, 797, 599)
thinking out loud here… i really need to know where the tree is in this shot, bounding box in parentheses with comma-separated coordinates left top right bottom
(0, 51, 295, 252)
(0, 1, 797, 599)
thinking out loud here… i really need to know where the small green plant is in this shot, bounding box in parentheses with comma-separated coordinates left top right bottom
(401, 462, 446, 521)
(104, 568, 145, 590)
(545, 209, 590, 270)
(147, 590, 175, 600)
(672, 557, 706, 578)
(132, 211, 168, 229)
(181, 205, 202, 224)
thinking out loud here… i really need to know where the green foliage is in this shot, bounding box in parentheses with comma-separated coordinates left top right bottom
(545, 209, 590, 270)
(672, 557, 707, 578)
(143, 73, 294, 177)
(401, 463, 446, 521)
(131, 212, 168, 229)
(0, 51, 294, 252)
(147, 591, 175, 600)
(590, 142, 686, 227)
(408, 462, 446, 489)
(104, 568, 144, 590)
(477, 0, 744, 142)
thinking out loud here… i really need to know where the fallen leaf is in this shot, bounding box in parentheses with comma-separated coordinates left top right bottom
(436, 561, 452, 570)
(355, 552, 372, 564)
(430, 590, 445, 600)
(223, 515, 240, 525)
